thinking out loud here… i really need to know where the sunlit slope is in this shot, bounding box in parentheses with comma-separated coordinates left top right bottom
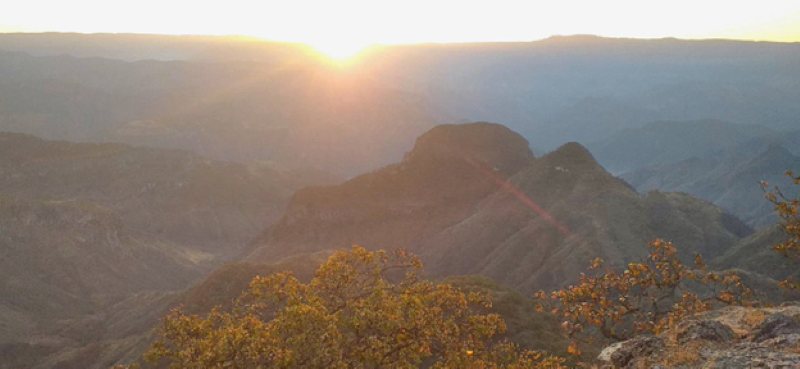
(248, 123, 751, 292)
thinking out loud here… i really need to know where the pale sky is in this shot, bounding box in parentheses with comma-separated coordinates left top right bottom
(2, 1, 799, 57)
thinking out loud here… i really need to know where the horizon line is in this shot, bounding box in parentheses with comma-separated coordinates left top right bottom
(1, 31, 799, 46)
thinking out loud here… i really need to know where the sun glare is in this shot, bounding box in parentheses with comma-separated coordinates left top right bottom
(310, 40, 369, 61)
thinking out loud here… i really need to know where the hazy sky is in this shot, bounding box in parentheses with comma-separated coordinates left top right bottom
(2, 1, 799, 56)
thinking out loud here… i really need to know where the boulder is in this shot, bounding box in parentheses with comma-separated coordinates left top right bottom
(752, 313, 800, 342)
(597, 336, 664, 368)
(676, 319, 736, 343)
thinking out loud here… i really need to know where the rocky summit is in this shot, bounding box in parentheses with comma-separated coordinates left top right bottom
(248, 122, 752, 293)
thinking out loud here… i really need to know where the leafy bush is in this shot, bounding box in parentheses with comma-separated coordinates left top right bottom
(763, 170, 800, 289)
(538, 239, 754, 355)
(136, 246, 565, 368)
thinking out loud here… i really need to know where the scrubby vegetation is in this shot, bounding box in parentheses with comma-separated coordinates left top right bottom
(763, 171, 800, 290)
(122, 171, 800, 368)
(132, 247, 565, 368)
(538, 239, 755, 356)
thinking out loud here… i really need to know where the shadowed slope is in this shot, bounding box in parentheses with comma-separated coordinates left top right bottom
(0, 132, 338, 257)
(247, 122, 534, 262)
(248, 123, 749, 292)
(0, 196, 205, 344)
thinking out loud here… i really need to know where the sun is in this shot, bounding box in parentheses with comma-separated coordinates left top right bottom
(310, 39, 369, 61)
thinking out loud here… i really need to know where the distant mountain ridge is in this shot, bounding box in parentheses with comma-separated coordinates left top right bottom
(621, 141, 800, 228)
(0, 195, 203, 361)
(0, 132, 336, 368)
(2, 34, 800, 175)
(248, 122, 535, 260)
(586, 119, 800, 174)
(0, 50, 447, 176)
(248, 123, 751, 292)
(0, 131, 338, 258)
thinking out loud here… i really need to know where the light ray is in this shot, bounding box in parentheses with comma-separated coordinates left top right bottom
(465, 157, 573, 236)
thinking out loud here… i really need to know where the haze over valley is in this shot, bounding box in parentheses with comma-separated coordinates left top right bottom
(0, 30, 798, 368)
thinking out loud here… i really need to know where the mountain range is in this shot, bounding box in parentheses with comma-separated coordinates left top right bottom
(622, 143, 800, 229)
(0, 132, 338, 257)
(0, 121, 793, 368)
(0, 33, 798, 368)
(2, 34, 799, 175)
(0, 132, 337, 367)
(248, 123, 752, 293)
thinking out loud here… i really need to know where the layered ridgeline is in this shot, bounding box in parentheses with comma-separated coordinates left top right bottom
(586, 119, 800, 174)
(0, 132, 338, 257)
(712, 225, 800, 286)
(247, 123, 752, 293)
(618, 135, 800, 229)
(0, 196, 198, 368)
(0, 132, 338, 368)
(3, 35, 800, 174)
(0, 50, 445, 176)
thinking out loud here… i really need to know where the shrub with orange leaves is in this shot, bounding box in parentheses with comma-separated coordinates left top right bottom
(762, 170, 800, 290)
(536, 240, 754, 353)
(135, 246, 566, 368)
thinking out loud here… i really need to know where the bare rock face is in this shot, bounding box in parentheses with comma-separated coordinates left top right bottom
(597, 305, 800, 368)
(675, 320, 736, 343)
(597, 336, 664, 368)
(752, 313, 800, 343)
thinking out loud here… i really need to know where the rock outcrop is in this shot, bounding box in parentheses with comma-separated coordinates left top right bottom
(597, 304, 800, 368)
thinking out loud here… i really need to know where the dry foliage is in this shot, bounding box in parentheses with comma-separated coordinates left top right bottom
(536, 240, 755, 355)
(762, 170, 800, 290)
(131, 246, 566, 368)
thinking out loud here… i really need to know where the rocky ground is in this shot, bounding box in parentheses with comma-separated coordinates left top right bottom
(598, 304, 800, 368)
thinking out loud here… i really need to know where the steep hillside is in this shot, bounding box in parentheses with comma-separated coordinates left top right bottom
(712, 225, 800, 285)
(0, 132, 338, 256)
(417, 143, 751, 292)
(621, 143, 800, 228)
(248, 123, 750, 292)
(0, 196, 203, 345)
(247, 122, 534, 260)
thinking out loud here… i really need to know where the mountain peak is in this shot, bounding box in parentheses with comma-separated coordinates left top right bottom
(404, 122, 534, 176)
(759, 142, 793, 160)
(542, 142, 601, 171)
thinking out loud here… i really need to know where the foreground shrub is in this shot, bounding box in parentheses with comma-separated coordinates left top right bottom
(140, 246, 565, 368)
(763, 170, 800, 290)
(538, 239, 754, 355)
